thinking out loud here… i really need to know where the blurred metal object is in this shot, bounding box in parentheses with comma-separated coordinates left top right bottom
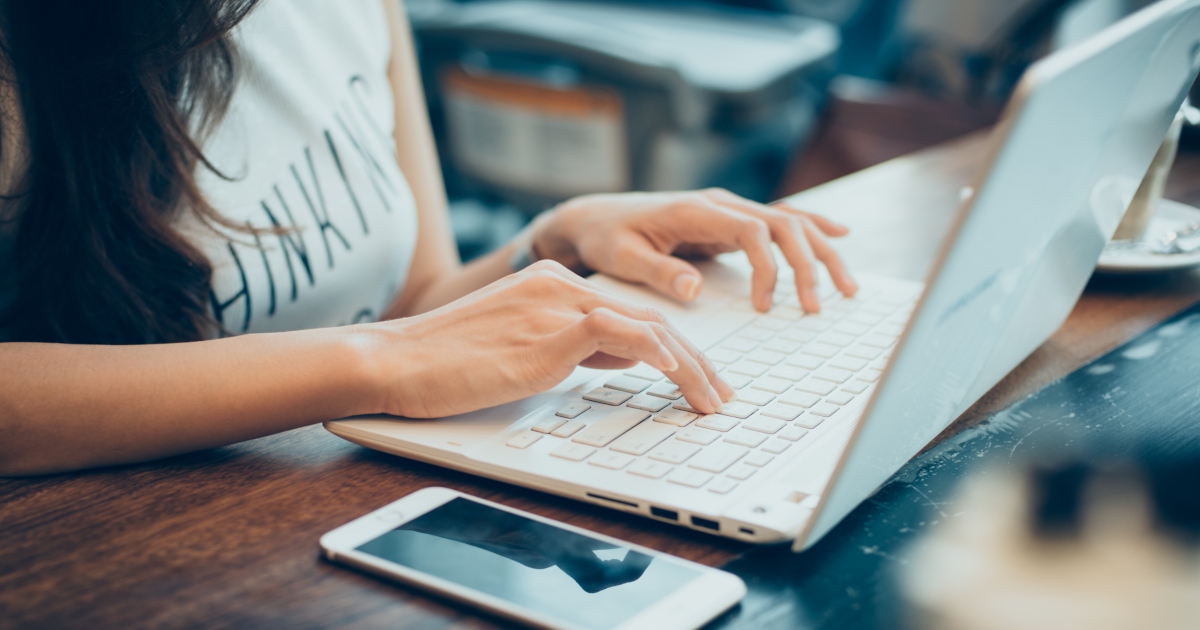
(1154, 220, 1200, 254)
(409, 0, 839, 211)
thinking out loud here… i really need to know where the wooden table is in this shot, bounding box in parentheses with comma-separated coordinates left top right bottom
(4, 135, 1200, 629)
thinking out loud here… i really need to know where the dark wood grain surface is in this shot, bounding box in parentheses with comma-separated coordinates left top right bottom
(4, 136, 1200, 629)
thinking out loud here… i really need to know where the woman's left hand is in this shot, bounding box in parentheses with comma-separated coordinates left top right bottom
(532, 188, 858, 313)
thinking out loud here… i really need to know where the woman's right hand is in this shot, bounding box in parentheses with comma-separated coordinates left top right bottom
(359, 260, 735, 419)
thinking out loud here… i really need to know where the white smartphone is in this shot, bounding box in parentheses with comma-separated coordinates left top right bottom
(320, 487, 747, 630)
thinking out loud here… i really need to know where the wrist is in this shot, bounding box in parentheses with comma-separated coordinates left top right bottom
(529, 201, 589, 275)
(327, 326, 395, 417)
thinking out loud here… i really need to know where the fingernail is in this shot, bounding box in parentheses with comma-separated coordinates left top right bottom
(673, 274, 700, 301)
(722, 390, 738, 404)
(658, 347, 679, 372)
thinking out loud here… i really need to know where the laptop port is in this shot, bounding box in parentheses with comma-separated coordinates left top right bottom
(586, 493, 638, 508)
(691, 516, 720, 531)
(739, 527, 755, 536)
(650, 506, 678, 521)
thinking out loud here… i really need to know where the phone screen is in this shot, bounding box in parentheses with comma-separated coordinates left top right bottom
(355, 497, 703, 630)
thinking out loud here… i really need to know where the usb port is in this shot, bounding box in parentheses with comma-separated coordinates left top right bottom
(691, 516, 720, 531)
(650, 506, 678, 521)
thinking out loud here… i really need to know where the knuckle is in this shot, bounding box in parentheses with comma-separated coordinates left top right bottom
(640, 307, 668, 325)
(741, 217, 770, 240)
(529, 259, 568, 274)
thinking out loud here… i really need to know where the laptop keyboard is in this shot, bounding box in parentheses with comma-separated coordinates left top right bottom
(504, 278, 920, 496)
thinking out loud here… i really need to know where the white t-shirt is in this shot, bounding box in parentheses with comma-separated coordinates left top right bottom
(189, 0, 418, 335)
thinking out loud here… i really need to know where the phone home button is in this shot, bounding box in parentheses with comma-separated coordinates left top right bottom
(375, 510, 405, 523)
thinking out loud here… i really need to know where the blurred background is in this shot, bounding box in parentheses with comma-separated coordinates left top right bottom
(401, 0, 1179, 259)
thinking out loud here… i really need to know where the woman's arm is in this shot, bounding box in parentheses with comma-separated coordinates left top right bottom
(0, 329, 379, 476)
(380, 0, 518, 318)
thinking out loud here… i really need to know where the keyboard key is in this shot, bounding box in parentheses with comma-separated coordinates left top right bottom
(609, 422, 675, 456)
(845, 344, 883, 359)
(550, 442, 595, 461)
(842, 380, 870, 394)
(708, 478, 739, 494)
(762, 439, 792, 454)
(648, 440, 701, 464)
(551, 420, 586, 438)
(589, 452, 634, 470)
(746, 349, 787, 365)
(870, 358, 889, 370)
(695, 415, 739, 432)
(668, 469, 713, 488)
(862, 334, 897, 349)
(572, 409, 650, 447)
(627, 395, 671, 412)
(583, 387, 633, 406)
(736, 389, 775, 406)
(627, 460, 672, 479)
(794, 318, 832, 332)
(794, 415, 825, 429)
(723, 429, 767, 448)
(654, 408, 698, 426)
(716, 402, 758, 419)
(726, 465, 757, 481)
(771, 339, 804, 354)
(738, 328, 774, 342)
(833, 322, 870, 336)
(752, 318, 789, 332)
(802, 343, 840, 358)
(555, 403, 591, 419)
(673, 400, 705, 414)
(779, 329, 816, 344)
(760, 402, 803, 421)
(742, 416, 785, 434)
(796, 379, 836, 396)
(812, 367, 854, 384)
(829, 356, 868, 372)
(809, 402, 840, 418)
(779, 391, 820, 408)
(739, 412, 787, 432)
(605, 375, 650, 394)
(826, 391, 855, 406)
(848, 311, 886, 325)
(770, 366, 809, 382)
(532, 417, 567, 434)
(779, 426, 809, 441)
(506, 432, 542, 449)
(677, 427, 722, 445)
(624, 364, 664, 381)
(720, 338, 758, 353)
(858, 368, 883, 383)
(744, 451, 775, 467)
(706, 348, 742, 364)
(647, 383, 683, 399)
(878, 323, 906, 337)
(727, 360, 769, 378)
(785, 354, 824, 370)
(817, 332, 856, 347)
(720, 372, 753, 389)
(688, 443, 748, 473)
(750, 377, 792, 394)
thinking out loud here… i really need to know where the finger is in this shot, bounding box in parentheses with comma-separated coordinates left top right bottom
(801, 219, 859, 297)
(558, 308, 678, 374)
(606, 234, 705, 302)
(768, 214, 823, 313)
(669, 200, 778, 311)
(771, 201, 850, 237)
(650, 324, 723, 414)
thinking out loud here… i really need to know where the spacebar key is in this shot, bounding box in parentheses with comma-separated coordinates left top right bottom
(573, 409, 652, 447)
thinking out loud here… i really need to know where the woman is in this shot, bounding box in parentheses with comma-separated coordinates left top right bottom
(0, 0, 856, 475)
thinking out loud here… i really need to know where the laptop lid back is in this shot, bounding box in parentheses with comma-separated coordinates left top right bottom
(798, 0, 1200, 551)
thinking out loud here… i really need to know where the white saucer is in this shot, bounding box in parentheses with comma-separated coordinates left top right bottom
(1096, 199, 1200, 274)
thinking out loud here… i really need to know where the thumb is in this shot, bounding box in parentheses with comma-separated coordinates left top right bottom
(614, 239, 704, 302)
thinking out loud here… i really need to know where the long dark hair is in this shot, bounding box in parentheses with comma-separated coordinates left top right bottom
(0, 0, 259, 344)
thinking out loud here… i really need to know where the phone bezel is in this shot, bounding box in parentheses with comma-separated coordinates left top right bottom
(319, 487, 746, 630)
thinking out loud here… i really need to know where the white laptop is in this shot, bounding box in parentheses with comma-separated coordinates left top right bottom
(328, 0, 1200, 551)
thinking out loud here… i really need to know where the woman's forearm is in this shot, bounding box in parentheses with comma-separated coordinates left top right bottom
(0, 328, 380, 476)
